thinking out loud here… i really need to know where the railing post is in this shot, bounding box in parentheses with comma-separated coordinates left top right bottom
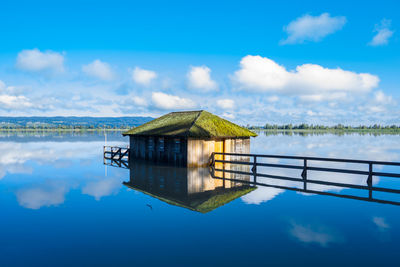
(210, 152, 215, 177)
(367, 162, 373, 199)
(252, 155, 257, 184)
(302, 159, 307, 190)
(103, 146, 106, 165)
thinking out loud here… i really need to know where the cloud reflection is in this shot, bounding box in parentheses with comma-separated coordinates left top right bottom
(16, 181, 69, 209)
(0, 138, 125, 209)
(372, 216, 390, 231)
(241, 185, 284, 205)
(289, 221, 344, 247)
(82, 177, 122, 201)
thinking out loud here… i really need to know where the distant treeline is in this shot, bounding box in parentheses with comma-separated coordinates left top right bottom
(256, 130, 400, 137)
(249, 123, 400, 132)
(0, 125, 131, 130)
(0, 116, 153, 130)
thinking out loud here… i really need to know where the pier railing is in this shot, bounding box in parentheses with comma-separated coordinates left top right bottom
(211, 152, 400, 205)
(103, 146, 129, 168)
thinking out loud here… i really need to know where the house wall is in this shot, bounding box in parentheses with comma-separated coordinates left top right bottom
(187, 139, 216, 167)
(129, 136, 188, 166)
(129, 136, 251, 168)
(187, 138, 250, 167)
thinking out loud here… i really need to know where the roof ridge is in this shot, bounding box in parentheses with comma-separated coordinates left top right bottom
(170, 110, 203, 114)
(186, 110, 204, 135)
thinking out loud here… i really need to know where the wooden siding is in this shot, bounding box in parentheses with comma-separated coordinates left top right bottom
(187, 139, 216, 167)
(187, 138, 250, 168)
(130, 136, 188, 166)
(131, 136, 250, 168)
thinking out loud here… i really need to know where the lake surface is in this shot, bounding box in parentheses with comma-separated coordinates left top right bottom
(1, 131, 399, 266)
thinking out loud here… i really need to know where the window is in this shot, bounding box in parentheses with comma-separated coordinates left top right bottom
(174, 139, 181, 153)
(148, 137, 154, 151)
(158, 138, 164, 152)
(159, 177, 165, 189)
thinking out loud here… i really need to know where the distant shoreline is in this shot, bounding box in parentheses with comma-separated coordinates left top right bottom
(0, 128, 127, 132)
(1, 128, 400, 135)
(254, 129, 400, 135)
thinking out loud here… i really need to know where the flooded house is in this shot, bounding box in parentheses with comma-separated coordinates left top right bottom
(123, 110, 257, 167)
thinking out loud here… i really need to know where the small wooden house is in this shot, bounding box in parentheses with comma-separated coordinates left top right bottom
(122, 110, 257, 167)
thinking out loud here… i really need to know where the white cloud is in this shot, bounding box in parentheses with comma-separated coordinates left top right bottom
(358, 90, 395, 114)
(0, 80, 5, 91)
(307, 110, 316, 116)
(233, 56, 288, 90)
(374, 90, 393, 104)
(187, 66, 218, 91)
(132, 67, 157, 86)
(267, 95, 279, 102)
(132, 96, 148, 107)
(221, 112, 235, 120)
(0, 95, 32, 109)
(217, 99, 235, 110)
(16, 48, 64, 73)
(299, 92, 348, 102)
(369, 19, 394, 46)
(282, 13, 346, 44)
(233, 55, 379, 101)
(152, 92, 196, 110)
(82, 59, 114, 81)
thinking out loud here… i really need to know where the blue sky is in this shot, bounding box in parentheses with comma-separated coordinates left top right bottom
(0, 0, 398, 125)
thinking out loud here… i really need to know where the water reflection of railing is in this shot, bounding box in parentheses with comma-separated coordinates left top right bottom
(103, 146, 129, 168)
(211, 152, 400, 206)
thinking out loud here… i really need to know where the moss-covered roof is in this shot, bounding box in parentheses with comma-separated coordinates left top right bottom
(122, 110, 257, 138)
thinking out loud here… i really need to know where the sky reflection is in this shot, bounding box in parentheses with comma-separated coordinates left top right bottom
(1, 132, 399, 266)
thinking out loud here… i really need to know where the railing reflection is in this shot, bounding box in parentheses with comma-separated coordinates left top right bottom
(104, 146, 129, 168)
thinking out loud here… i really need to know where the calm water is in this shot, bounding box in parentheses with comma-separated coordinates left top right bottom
(1, 131, 400, 266)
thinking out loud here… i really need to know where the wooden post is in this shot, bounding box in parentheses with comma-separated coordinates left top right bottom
(253, 155, 257, 184)
(103, 146, 106, 165)
(302, 159, 307, 190)
(367, 163, 373, 199)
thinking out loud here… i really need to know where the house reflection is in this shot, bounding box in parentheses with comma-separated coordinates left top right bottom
(123, 162, 255, 213)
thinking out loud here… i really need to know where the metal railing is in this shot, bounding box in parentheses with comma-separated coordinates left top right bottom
(103, 146, 129, 168)
(211, 152, 400, 205)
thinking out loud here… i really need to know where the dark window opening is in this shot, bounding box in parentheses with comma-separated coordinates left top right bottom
(174, 139, 181, 153)
(148, 138, 154, 151)
(158, 138, 164, 152)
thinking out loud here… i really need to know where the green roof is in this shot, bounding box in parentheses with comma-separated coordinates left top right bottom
(122, 110, 257, 138)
